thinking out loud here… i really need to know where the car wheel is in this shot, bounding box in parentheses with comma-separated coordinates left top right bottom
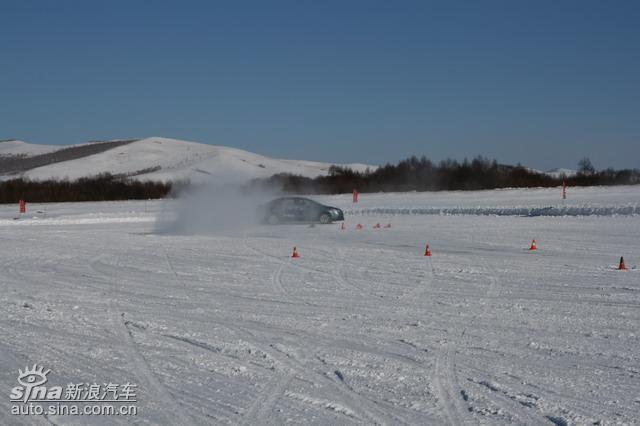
(319, 213, 331, 224)
(267, 214, 279, 225)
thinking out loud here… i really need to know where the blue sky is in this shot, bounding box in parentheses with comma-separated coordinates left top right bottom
(1, 0, 638, 170)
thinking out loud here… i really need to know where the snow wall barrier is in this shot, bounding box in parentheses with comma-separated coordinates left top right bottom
(346, 205, 640, 217)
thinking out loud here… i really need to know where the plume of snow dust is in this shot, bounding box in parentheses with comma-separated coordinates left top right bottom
(155, 182, 279, 235)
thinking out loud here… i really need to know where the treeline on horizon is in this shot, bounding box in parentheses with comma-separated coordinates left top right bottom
(0, 173, 172, 203)
(247, 156, 640, 194)
(1, 157, 638, 204)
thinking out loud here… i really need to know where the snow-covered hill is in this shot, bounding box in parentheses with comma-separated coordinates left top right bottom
(0, 137, 580, 184)
(0, 139, 65, 157)
(0, 137, 373, 184)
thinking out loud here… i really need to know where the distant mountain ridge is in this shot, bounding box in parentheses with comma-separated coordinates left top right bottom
(0, 137, 577, 183)
(0, 137, 374, 184)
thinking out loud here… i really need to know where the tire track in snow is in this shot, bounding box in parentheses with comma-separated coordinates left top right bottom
(311, 243, 425, 305)
(245, 238, 381, 298)
(188, 239, 403, 425)
(235, 239, 308, 422)
(162, 245, 190, 295)
(433, 343, 471, 426)
(315, 241, 468, 424)
(334, 248, 376, 299)
(238, 237, 618, 426)
(158, 244, 269, 423)
(479, 255, 501, 300)
(428, 254, 477, 426)
(243, 239, 315, 297)
(235, 251, 416, 425)
(401, 254, 436, 302)
(458, 251, 549, 425)
(106, 254, 194, 426)
(156, 330, 292, 424)
(240, 373, 293, 426)
(461, 363, 575, 426)
(271, 263, 287, 295)
(158, 316, 386, 425)
(240, 242, 397, 424)
(230, 325, 404, 426)
(316, 243, 420, 300)
(239, 256, 293, 424)
(246, 238, 396, 302)
(471, 379, 548, 426)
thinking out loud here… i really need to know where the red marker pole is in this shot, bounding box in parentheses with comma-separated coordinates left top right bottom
(19, 199, 26, 214)
(353, 189, 359, 203)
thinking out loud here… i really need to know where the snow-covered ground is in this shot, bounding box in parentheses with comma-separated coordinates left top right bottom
(317, 185, 640, 217)
(1, 187, 638, 425)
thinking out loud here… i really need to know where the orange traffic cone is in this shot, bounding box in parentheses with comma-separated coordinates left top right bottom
(291, 247, 300, 258)
(424, 244, 432, 257)
(373, 223, 381, 229)
(618, 256, 627, 270)
(529, 239, 538, 251)
(356, 224, 363, 230)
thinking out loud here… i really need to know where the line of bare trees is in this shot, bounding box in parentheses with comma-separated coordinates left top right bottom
(1, 156, 637, 203)
(0, 174, 172, 203)
(247, 156, 640, 194)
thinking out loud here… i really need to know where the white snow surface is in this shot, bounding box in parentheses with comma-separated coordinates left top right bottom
(545, 168, 577, 178)
(0, 140, 64, 157)
(9, 137, 373, 184)
(525, 167, 577, 178)
(1, 186, 639, 425)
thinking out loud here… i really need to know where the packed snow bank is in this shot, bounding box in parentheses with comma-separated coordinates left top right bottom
(313, 185, 640, 217)
(347, 204, 640, 217)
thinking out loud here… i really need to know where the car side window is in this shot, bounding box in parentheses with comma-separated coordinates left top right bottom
(281, 199, 297, 210)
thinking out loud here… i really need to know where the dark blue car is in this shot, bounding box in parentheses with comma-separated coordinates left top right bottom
(260, 197, 345, 224)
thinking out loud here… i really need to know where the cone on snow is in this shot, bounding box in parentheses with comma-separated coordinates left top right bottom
(424, 244, 432, 257)
(618, 256, 627, 270)
(291, 247, 300, 258)
(529, 239, 538, 251)
(356, 223, 364, 230)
